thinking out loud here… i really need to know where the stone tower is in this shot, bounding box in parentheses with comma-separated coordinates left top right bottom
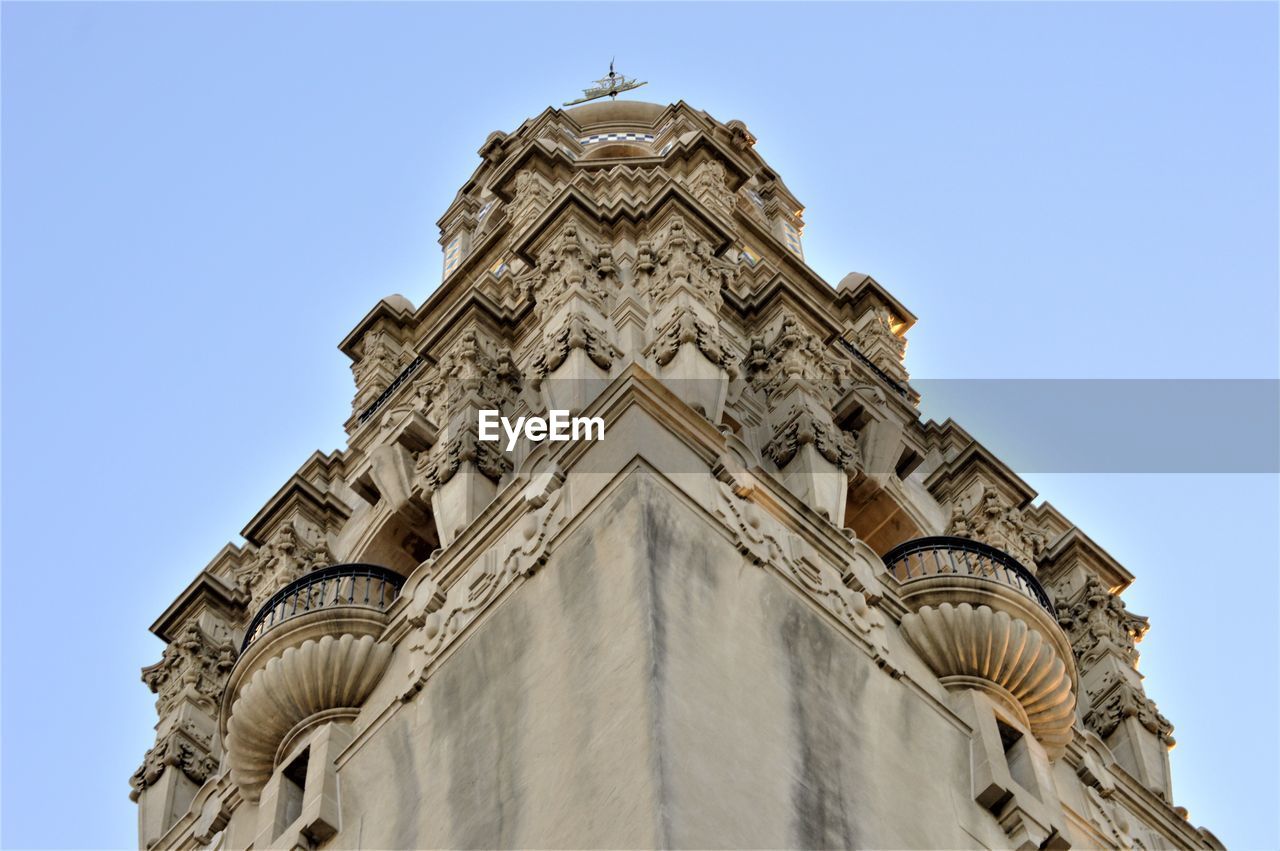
(132, 99, 1220, 850)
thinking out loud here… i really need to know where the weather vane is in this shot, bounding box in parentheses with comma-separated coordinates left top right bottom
(563, 59, 648, 106)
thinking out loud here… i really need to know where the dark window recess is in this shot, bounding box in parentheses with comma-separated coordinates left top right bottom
(279, 748, 310, 832)
(997, 721, 1037, 795)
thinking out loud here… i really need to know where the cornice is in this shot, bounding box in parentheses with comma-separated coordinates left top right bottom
(148, 570, 245, 641)
(239, 475, 352, 547)
(835, 271, 918, 331)
(1040, 526, 1135, 593)
(510, 181, 736, 266)
(337, 295, 418, 359)
(924, 435, 1040, 509)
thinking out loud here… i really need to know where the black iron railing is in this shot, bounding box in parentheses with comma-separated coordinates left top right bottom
(833, 337, 909, 398)
(358, 355, 426, 424)
(241, 564, 406, 652)
(881, 536, 1055, 616)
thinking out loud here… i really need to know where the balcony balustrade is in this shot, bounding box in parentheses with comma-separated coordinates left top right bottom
(241, 563, 404, 651)
(882, 536, 1055, 616)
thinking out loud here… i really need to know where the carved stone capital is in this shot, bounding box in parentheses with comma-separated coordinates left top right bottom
(130, 721, 218, 802)
(763, 403, 857, 471)
(645, 309, 736, 375)
(1055, 573, 1149, 670)
(531, 311, 621, 380)
(417, 425, 511, 491)
(434, 328, 522, 417)
(746, 313, 853, 408)
(646, 215, 733, 313)
(141, 622, 237, 718)
(1084, 671, 1175, 748)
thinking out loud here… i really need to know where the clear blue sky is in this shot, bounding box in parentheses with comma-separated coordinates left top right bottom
(2, 2, 1276, 848)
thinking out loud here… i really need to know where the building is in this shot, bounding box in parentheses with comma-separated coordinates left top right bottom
(131, 97, 1221, 850)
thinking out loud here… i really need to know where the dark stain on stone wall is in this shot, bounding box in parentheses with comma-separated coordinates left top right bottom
(640, 475, 675, 849)
(429, 594, 533, 848)
(781, 604, 858, 850)
(384, 713, 421, 849)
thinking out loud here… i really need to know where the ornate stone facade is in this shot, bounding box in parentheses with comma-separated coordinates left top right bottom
(133, 98, 1219, 851)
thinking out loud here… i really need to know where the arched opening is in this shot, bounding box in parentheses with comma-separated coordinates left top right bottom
(582, 142, 650, 160)
(844, 477, 929, 557)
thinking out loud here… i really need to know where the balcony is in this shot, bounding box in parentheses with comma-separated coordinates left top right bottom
(221, 564, 405, 802)
(882, 536, 1076, 759)
(883, 536, 1055, 616)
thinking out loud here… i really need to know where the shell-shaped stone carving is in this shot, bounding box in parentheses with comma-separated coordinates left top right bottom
(225, 633, 392, 801)
(901, 602, 1076, 758)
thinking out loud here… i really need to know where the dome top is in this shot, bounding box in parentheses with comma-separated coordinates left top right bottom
(564, 100, 666, 130)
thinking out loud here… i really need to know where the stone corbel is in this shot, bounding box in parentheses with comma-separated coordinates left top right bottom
(366, 442, 431, 527)
(132, 719, 221, 849)
(762, 399, 856, 523)
(854, 414, 908, 483)
(419, 424, 512, 546)
(644, 308, 735, 421)
(1081, 673, 1174, 802)
(531, 311, 621, 415)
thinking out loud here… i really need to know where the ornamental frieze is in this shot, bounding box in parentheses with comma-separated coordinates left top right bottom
(232, 522, 334, 613)
(403, 471, 567, 698)
(946, 484, 1050, 569)
(712, 476, 895, 674)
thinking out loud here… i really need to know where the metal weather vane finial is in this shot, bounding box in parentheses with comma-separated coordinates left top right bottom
(563, 60, 648, 106)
